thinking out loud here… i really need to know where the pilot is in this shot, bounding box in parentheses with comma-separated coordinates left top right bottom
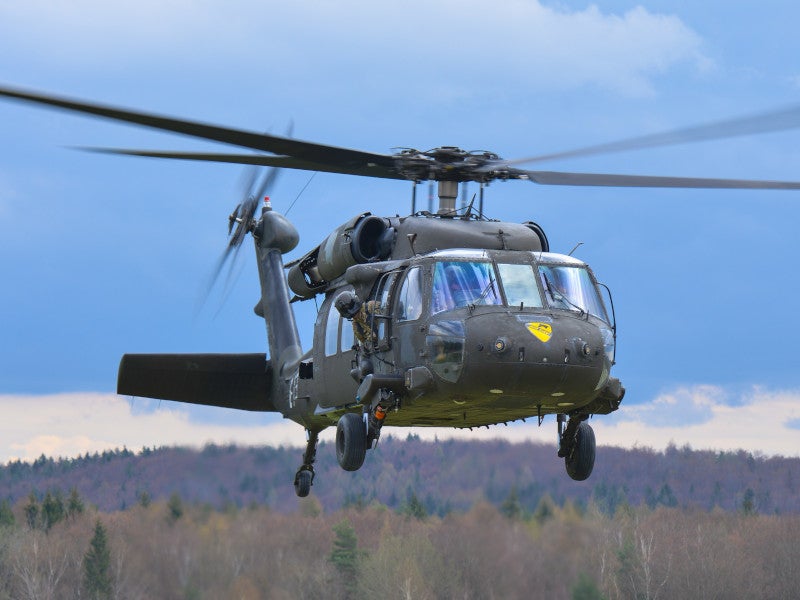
(445, 266, 469, 308)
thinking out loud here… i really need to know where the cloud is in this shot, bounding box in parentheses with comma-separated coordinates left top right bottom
(0, 1, 709, 98)
(402, 385, 800, 459)
(0, 384, 797, 464)
(617, 384, 727, 427)
(0, 393, 300, 463)
(590, 385, 800, 457)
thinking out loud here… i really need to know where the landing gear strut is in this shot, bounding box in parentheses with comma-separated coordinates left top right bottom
(557, 414, 596, 481)
(294, 429, 319, 497)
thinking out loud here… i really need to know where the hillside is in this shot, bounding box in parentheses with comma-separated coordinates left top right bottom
(2, 437, 797, 515)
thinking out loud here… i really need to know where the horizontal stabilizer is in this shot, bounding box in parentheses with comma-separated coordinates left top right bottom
(117, 353, 275, 412)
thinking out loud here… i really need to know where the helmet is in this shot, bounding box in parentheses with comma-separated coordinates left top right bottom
(335, 291, 362, 319)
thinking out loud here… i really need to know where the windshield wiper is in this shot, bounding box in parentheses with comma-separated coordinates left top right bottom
(470, 276, 497, 310)
(542, 273, 585, 317)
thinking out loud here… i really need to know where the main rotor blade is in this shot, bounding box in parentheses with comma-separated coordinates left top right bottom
(0, 85, 396, 172)
(510, 102, 800, 166)
(79, 147, 406, 180)
(523, 170, 800, 189)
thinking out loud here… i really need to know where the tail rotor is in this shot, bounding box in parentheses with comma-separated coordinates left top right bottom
(203, 125, 293, 310)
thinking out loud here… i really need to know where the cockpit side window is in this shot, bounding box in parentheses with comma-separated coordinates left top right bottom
(431, 261, 501, 314)
(372, 272, 396, 315)
(370, 272, 397, 350)
(396, 266, 423, 321)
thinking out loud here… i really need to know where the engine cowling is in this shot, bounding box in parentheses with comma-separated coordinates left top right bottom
(287, 213, 396, 298)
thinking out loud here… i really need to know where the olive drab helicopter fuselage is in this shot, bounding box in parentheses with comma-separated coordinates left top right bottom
(2, 85, 799, 497)
(289, 209, 624, 491)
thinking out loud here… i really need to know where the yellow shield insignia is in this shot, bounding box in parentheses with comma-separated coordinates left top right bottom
(526, 322, 552, 343)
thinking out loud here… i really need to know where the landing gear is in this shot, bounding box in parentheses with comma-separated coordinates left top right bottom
(558, 414, 596, 481)
(336, 412, 367, 471)
(294, 469, 313, 497)
(293, 429, 319, 497)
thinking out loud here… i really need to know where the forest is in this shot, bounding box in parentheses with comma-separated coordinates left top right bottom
(0, 438, 797, 598)
(0, 490, 798, 599)
(0, 437, 797, 516)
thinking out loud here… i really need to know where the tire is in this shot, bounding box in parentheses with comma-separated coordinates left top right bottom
(336, 413, 367, 471)
(565, 421, 596, 481)
(294, 470, 312, 497)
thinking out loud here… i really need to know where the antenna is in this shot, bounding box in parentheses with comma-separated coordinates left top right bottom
(568, 242, 584, 256)
(463, 193, 478, 220)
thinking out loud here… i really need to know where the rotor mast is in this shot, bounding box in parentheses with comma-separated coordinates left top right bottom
(437, 180, 459, 215)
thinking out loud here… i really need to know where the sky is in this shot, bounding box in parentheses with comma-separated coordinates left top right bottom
(0, 0, 798, 464)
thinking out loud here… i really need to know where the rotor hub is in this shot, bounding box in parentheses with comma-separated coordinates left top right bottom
(394, 146, 507, 184)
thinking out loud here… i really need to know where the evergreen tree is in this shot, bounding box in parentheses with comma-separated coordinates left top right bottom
(402, 489, 428, 520)
(500, 486, 523, 520)
(84, 519, 113, 600)
(42, 490, 66, 530)
(68, 487, 85, 518)
(138, 490, 151, 508)
(742, 488, 757, 515)
(533, 494, 556, 525)
(656, 483, 678, 508)
(24, 492, 39, 529)
(167, 492, 184, 523)
(0, 499, 14, 528)
(571, 572, 606, 600)
(329, 519, 363, 596)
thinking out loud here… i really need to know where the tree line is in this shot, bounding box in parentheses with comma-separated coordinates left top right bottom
(0, 488, 797, 599)
(1, 438, 797, 515)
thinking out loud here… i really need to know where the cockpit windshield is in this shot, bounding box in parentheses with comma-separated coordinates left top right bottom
(538, 264, 608, 321)
(431, 261, 502, 314)
(429, 256, 609, 323)
(496, 263, 543, 308)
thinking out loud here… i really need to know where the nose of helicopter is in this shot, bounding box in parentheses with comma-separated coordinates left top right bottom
(430, 310, 609, 410)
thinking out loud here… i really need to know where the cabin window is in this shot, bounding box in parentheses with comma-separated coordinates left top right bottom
(340, 311, 355, 351)
(396, 267, 423, 321)
(497, 263, 543, 308)
(431, 261, 501, 314)
(324, 299, 340, 356)
(538, 264, 608, 321)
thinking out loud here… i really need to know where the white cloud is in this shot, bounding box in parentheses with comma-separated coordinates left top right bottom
(0, 1, 709, 97)
(590, 385, 800, 456)
(0, 393, 300, 463)
(403, 385, 800, 458)
(0, 384, 797, 465)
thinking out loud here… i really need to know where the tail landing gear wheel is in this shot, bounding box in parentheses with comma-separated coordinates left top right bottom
(294, 469, 313, 497)
(336, 412, 367, 471)
(565, 421, 596, 481)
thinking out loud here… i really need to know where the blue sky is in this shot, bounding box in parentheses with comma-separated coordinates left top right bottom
(0, 0, 798, 462)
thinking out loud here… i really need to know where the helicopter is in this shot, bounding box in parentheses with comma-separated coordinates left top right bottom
(2, 85, 800, 498)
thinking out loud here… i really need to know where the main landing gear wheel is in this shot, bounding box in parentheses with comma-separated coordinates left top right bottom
(336, 412, 367, 471)
(565, 421, 596, 481)
(294, 469, 313, 497)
